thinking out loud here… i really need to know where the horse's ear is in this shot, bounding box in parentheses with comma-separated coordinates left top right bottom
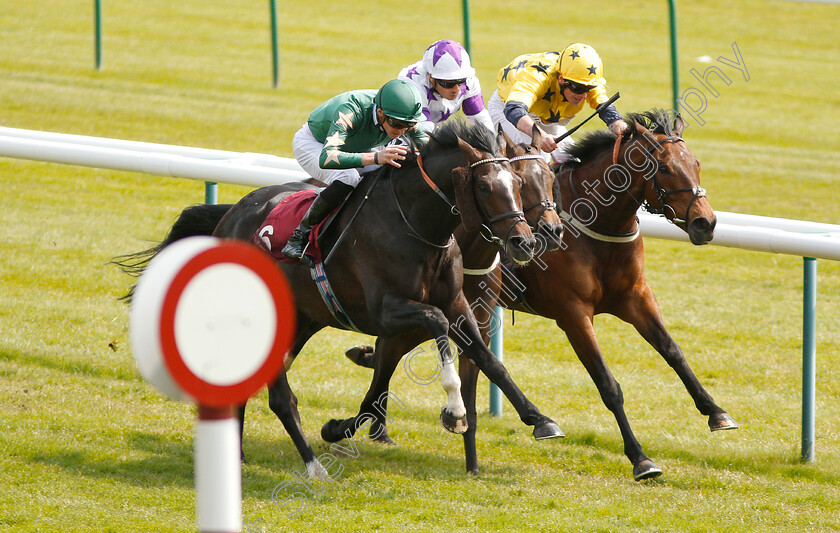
(633, 119, 648, 138)
(499, 127, 518, 158)
(495, 130, 507, 157)
(452, 166, 481, 232)
(456, 136, 483, 165)
(531, 124, 543, 153)
(672, 113, 686, 136)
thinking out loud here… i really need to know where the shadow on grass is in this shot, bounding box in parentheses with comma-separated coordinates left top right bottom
(27, 422, 489, 496)
(28, 430, 281, 491)
(1, 347, 135, 381)
(240, 430, 477, 485)
(561, 428, 840, 485)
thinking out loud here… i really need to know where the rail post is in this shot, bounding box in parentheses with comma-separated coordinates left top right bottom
(489, 306, 504, 416)
(94, 0, 103, 70)
(269, 0, 280, 88)
(801, 257, 817, 461)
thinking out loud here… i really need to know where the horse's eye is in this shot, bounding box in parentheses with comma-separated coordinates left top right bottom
(658, 165, 671, 175)
(477, 182, 491, 194)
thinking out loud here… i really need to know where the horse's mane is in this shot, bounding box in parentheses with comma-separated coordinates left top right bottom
(422, 119, 498, 157)
(565, 108, 678, 163)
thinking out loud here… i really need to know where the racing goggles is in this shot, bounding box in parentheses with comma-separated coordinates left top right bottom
(384, 116, 416, 130)
(565, 80, 596, 94)
(436, 78, 467, 89)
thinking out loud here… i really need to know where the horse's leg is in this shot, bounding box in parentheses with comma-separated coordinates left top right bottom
(345, 344, 375, 368)
(559, 310, 662, 480)
(458, 284, 495, 475)
(321, 332, 419, 443)
(459, 353, 481, 474)
(325, 293, 474, 442)
(448, 293, 563, 439)
(266, 372, 330, 479)
(265, 317, 331, 479)
(342, 337, 399, 445)
(238, 402, 247, 462)
(616, 286, 738, 431)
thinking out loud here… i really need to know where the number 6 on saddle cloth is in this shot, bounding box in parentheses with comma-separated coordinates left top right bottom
(252, 188, 361, 332)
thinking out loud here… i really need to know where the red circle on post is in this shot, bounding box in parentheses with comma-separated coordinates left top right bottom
(157, 241, 295, 406)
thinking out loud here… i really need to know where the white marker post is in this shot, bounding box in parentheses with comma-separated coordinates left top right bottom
(129, 237, 296, 533)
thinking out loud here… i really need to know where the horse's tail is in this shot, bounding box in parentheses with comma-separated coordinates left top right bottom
(110, 203, 233, 301)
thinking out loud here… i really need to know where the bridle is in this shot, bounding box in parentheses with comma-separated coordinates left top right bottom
(509, 153, 557, 229)
(401, 153, 526, 248)
(638, 134, 706, 225)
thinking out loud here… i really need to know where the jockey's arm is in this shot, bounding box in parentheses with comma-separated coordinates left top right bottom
(467, 108, 495, 133)
(504, 100, 557, 153)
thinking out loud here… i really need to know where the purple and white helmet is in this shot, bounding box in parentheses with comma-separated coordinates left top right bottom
(422, 40, 475, 80)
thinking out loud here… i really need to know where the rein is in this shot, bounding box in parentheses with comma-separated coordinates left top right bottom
(391, 171, 455, 249)
(411, 152, 526, 248)
(417, 152, 460, 216)
(558, 163, 640, 243)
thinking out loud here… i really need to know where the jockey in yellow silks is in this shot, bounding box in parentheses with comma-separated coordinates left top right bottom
(487, 43, 629, 163)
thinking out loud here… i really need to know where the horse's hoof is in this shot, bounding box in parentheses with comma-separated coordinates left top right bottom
(371, 432, 395, 445)
(533, 421, 565, 440)
(709, 412, 739, 431)
(320, 419, 345, 443)
(440, 408, 468, 434)
(345, 345, 375, 369)
(633, 459, 663, 481)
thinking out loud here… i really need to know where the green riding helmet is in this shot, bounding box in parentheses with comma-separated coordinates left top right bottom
(374, 79, 424, 122)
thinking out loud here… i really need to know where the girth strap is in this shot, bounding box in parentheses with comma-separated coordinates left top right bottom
(559, 209, 640, 243)
(463, 252, 501, 276)
(310, 262, 363, 333)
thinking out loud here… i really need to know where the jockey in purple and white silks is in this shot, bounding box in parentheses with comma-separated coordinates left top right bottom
(399, 40, 494, 134)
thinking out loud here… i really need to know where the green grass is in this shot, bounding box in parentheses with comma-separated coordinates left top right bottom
(2, 1, 839, 531)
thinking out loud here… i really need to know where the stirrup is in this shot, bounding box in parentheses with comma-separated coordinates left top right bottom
(281, 229, 308, 260)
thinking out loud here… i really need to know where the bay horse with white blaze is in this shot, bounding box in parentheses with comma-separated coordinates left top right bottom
(115, 120, 564, 479)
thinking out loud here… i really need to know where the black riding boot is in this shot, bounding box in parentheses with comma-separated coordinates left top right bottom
(281, 181, 354, 260)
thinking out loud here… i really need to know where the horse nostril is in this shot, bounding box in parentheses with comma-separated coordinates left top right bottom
(692, 217, 711, 232)
(510, 235, 535, 253)
(689, 217, 715, 244)
(539, 223, 564, 250)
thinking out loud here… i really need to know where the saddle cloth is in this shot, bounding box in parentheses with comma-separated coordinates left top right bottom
(252, 190, 327, 264)
(251, 189, 361, 331)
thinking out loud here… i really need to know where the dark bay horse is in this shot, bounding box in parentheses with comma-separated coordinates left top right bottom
(348, 110, 738, 481)
(116, 120, 563, 479)
(343, 127, 565, 445)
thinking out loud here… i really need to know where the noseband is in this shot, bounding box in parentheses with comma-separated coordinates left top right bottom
(468, 157, 527, 246)
(642, 135, 707, 225)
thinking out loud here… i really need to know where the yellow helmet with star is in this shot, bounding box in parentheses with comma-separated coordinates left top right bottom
(558, 43, 606, 87)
